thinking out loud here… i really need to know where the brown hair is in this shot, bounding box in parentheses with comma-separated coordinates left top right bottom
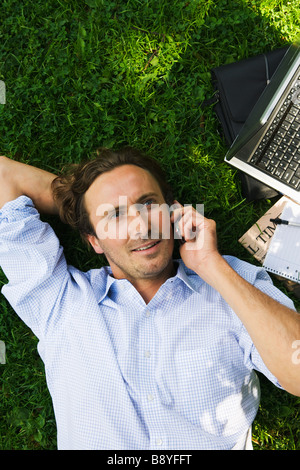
(52, 147, 174, 240)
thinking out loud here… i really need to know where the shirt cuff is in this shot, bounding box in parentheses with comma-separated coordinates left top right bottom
(0, 196, 37, 222)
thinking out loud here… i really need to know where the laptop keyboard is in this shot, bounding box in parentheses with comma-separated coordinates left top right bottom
(249, 75, 300, 190)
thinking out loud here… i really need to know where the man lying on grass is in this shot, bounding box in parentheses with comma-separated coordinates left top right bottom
(0, 147, 299, 450)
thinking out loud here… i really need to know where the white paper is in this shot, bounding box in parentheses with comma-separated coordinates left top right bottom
(263, 200, 300, 283)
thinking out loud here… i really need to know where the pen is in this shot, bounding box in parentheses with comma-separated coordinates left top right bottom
(270, 217, 300, 227)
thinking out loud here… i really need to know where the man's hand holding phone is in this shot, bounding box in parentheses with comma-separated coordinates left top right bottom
(171, 201, 221, 282)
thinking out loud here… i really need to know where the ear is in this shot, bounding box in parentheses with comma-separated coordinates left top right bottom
(86, 234, 104, 254)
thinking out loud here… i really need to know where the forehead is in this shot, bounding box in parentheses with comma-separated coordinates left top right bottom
(84, 164, 164, 212)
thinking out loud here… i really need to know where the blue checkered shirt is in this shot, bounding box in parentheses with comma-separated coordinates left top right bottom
(0, 197, 295, 450)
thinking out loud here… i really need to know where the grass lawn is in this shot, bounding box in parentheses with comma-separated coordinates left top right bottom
(0, 0, 299, 450)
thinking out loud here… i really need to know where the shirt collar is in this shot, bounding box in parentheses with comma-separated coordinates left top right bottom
(175, 259, 203, 292)
(96, 265, 117, 303)
(95, 259, 202, 304)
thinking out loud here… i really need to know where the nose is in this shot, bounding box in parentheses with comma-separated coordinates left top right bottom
(128, 207, 149, 240)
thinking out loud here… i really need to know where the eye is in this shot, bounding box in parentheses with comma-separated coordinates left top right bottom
(108, 209, 126, 220)
(143, 199, 154, 208)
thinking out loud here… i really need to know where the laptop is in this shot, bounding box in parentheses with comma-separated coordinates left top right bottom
(225, 43, 300, 204)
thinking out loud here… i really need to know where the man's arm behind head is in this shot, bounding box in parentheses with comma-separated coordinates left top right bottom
(0, 156, 58, 214)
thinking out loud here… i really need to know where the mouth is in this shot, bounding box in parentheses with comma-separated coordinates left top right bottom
(131, 240, 161, 252)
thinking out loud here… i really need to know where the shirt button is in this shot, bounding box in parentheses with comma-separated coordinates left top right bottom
(156, 438, 163, 446)
(145, 310, 151, 317)
(147, 393, 154, 402)
(144, 350, 151, 358)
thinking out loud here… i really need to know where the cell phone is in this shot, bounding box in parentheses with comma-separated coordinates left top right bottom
(174, 220, 185, 244)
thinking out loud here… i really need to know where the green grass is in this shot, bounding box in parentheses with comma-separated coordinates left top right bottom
(0, 0, 300, 450)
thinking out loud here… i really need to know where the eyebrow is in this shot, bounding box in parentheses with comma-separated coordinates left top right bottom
(104, 192, 159, 218)
(135, 192, 159, 205)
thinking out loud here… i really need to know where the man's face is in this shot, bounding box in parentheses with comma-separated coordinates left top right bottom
(84, 164, 175, 284)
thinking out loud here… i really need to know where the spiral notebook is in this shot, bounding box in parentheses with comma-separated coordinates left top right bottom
(263, 199, 300, 283)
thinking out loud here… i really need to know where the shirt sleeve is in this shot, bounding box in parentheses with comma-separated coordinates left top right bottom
(0, 196, 70, 340)
(225, 255, 296, 388)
